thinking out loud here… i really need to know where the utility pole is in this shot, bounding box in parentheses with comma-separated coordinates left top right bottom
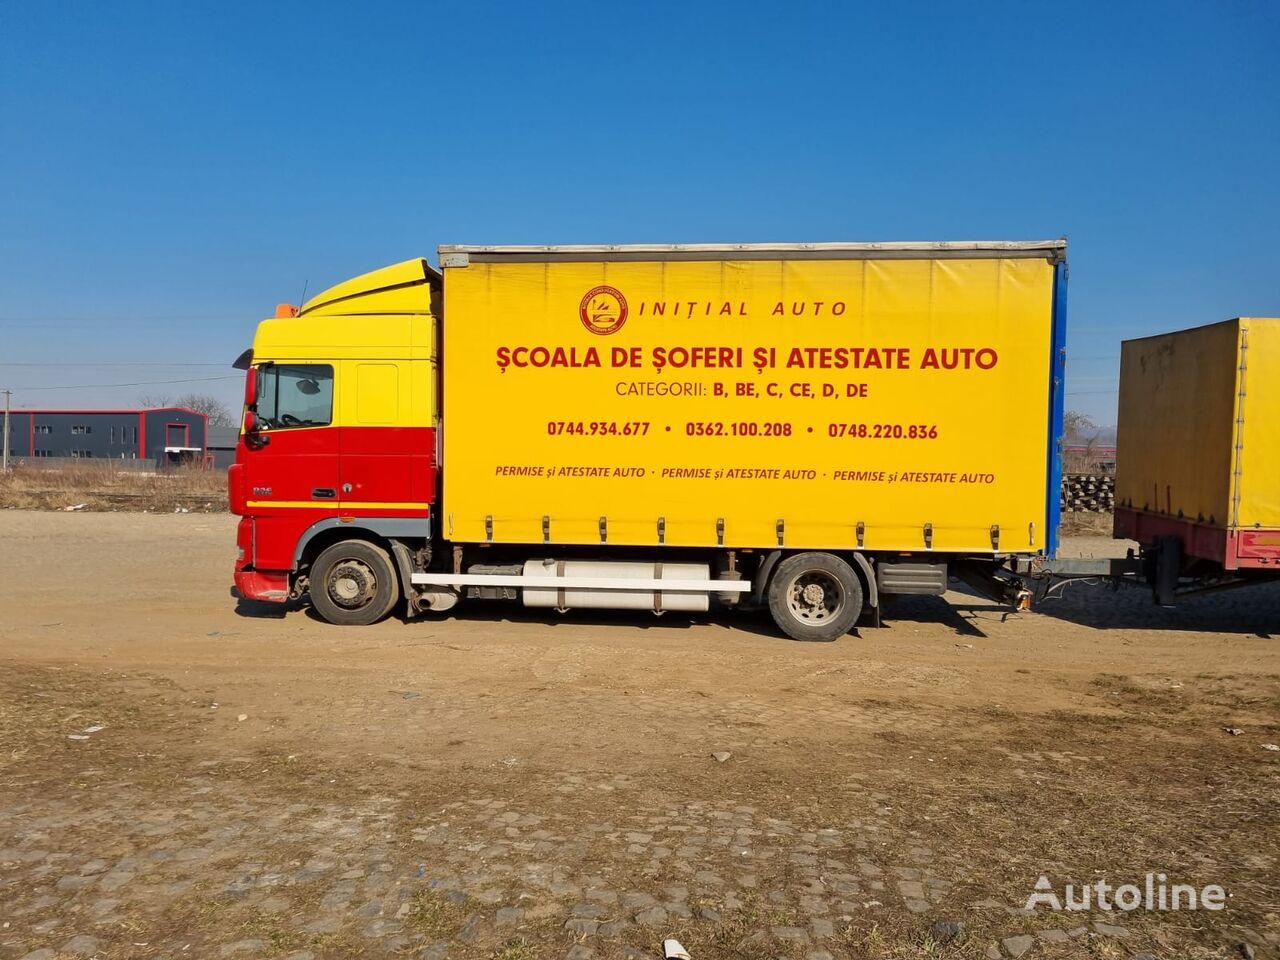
(2, 389, 10, 471)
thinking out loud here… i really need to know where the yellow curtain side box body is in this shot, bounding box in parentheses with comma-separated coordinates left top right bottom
(438, 243, 1067, 555)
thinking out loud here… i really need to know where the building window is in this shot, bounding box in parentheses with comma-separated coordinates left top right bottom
(71, 425, 92, 435)
(33, 449, 51, 457)
(34, 425, 52, 435)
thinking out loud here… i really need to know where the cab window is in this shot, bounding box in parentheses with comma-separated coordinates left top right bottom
(255, 364, 334, 428)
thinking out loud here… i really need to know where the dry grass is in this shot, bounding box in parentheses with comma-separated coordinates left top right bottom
(0, 462, 227, 512)
(1058, 512, 1113, 536)
(405, 887, 467, 938)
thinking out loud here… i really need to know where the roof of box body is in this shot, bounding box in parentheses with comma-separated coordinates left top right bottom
(1121, 317, 1279, 345)
(437, 240, 1067, 265)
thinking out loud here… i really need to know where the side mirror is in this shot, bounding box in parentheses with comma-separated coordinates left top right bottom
(244, 368, 258, 409)
(242, 368, 269, 448)
(242, 409, 269, 449)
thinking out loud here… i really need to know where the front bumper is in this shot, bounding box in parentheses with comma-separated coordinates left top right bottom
(234, 564, 289, 603)
(234, 517, 288, 602)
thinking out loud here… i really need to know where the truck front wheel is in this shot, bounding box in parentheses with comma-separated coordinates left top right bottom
(310, 540, 400, 626)
(767, 552, 863, 642)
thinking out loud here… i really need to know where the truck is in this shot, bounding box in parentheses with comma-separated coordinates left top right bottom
(230, 240, 1069, 641)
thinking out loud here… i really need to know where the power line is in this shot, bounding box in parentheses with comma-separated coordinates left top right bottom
(0, 313, 253, 322)
(0, 361, 228, 367)
(6, 375, 242, 392)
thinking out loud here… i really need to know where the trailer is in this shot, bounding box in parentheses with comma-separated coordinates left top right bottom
(230, 240, 1068, 640)
(1020, 317, 1280, 604)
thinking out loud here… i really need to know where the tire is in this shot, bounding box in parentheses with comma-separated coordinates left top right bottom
(309, 539, 400, 626)
(767, 552, 864, 642)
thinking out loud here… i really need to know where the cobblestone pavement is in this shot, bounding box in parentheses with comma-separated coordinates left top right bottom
(4, 765, 943, 959)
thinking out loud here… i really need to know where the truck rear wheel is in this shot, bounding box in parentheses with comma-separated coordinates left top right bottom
(310, 540, 400, 626)
(767, 552, 863, 642)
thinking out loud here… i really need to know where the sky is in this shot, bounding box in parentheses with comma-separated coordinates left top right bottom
(1, 1, 1277, 426)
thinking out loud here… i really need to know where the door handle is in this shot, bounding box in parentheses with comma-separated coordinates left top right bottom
(312, 488, 336, 499)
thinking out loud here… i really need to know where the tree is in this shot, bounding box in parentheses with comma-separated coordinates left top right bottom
(138, 392, 236, 427)
(1062, 410, 1096, 445)
(1062, 410, 1100, 473)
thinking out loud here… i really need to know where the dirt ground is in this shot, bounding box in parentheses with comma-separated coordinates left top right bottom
(1, 513, 1277, 960)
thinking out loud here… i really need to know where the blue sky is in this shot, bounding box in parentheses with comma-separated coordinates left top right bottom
(1, 1, 1277, 424)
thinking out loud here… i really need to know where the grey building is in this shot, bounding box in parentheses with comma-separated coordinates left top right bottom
(3, 407, 208, 466)
(206, 425, 239, 470)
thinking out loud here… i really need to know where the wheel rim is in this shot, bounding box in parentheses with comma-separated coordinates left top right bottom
(326, 558, 378, 610)
(786, 570, 845, 624)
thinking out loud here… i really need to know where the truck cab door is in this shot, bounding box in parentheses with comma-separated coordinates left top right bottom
(239, 362, 341, 570)
(338, 359, 435, 512)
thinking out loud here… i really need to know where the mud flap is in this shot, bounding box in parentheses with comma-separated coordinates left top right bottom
(389, 540, 417, 618)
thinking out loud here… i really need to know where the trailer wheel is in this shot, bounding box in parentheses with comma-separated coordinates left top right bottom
(767, 552, 863, 642)
(310, 540, 400, 626)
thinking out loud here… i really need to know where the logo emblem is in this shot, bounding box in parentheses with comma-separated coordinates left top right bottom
(579, 285, 628, 335)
